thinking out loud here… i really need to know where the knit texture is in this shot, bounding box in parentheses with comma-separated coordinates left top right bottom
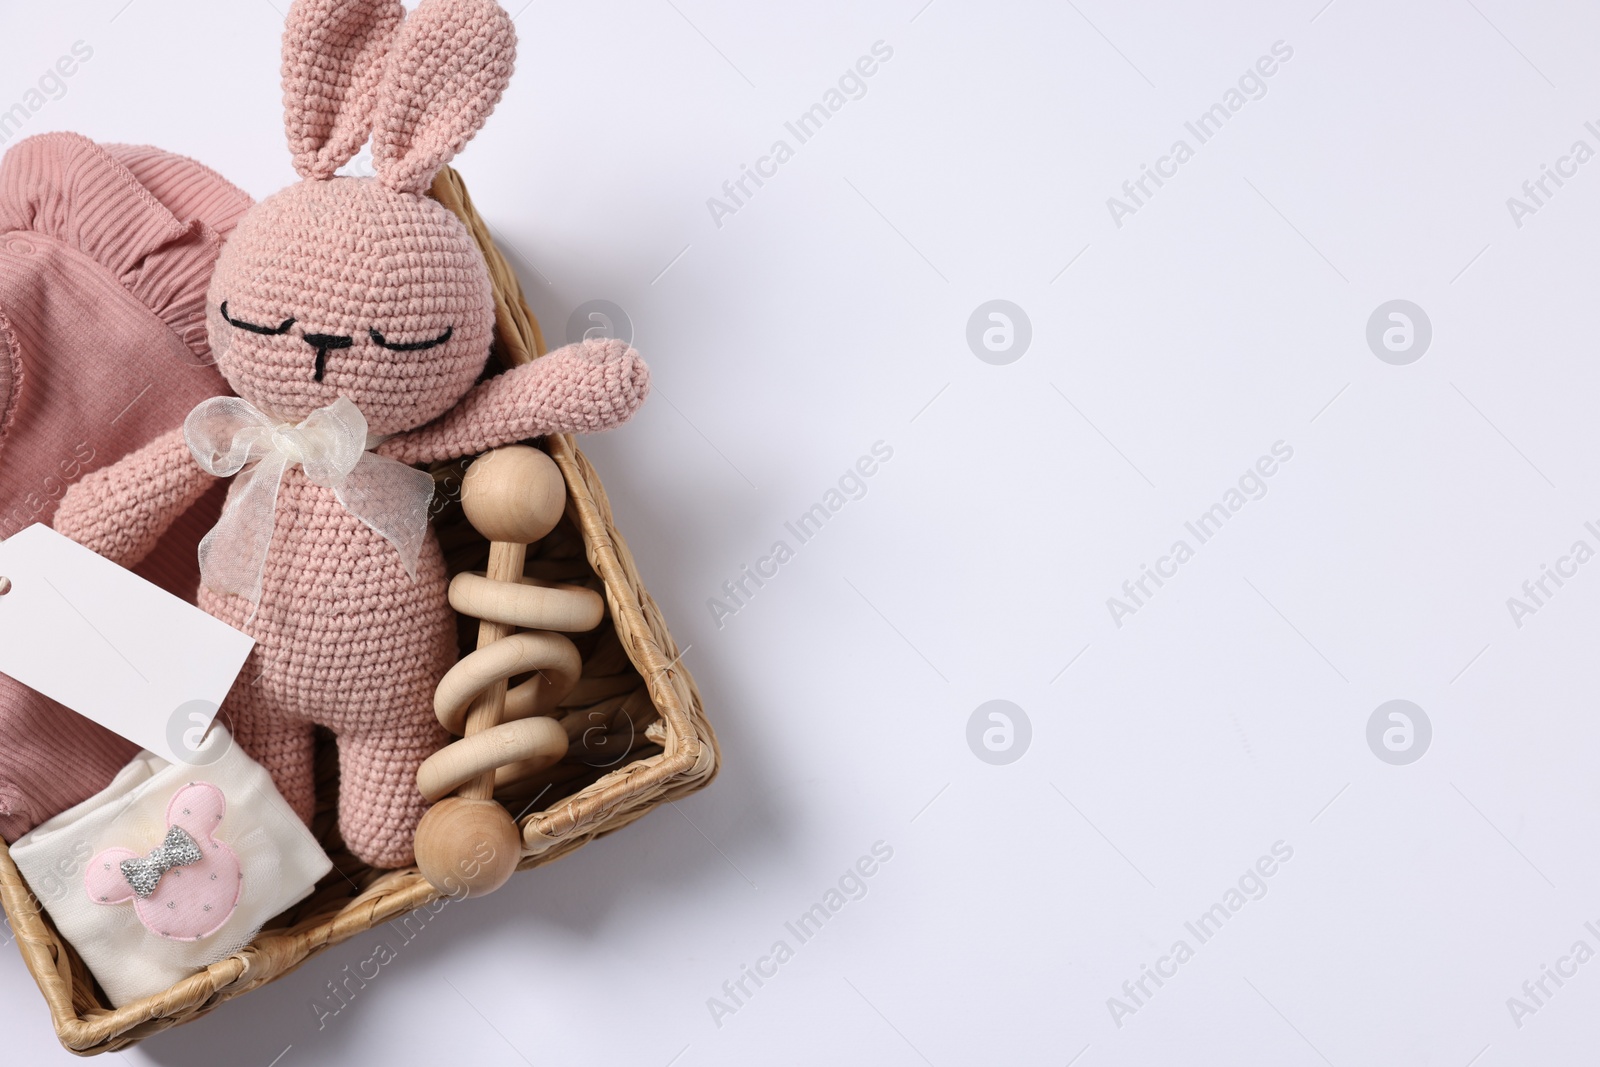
(207, 177, 496, 435)
(53, 427, 218, 569)
(201, 467, 457, 867)
(283, 0, 404, 181)
(370, 0, 516, 195)
(55, 0, 647, 868)
(379, 337, 651, 465)
(0, 133, 249, 843)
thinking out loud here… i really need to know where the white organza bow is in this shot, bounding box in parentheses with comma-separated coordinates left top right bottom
(184, 396, 435, 607)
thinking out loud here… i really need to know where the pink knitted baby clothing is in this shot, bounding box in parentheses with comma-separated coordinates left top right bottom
(0, 133, 250, 842)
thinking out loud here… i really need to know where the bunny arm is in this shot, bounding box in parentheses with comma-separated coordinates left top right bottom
(53, 426, 217, 569)
(377, 338, 650, 467)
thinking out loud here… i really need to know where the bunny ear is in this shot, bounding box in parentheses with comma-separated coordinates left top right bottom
(370, 0, 517, 195)
(282, 0, 406, 180)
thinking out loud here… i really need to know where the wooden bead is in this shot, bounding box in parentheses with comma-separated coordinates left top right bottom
(414, 797, 521, 898)
(433, 630, 582, 735)
(417, 717, 569, 802)
(460, 445, 565, 544)
(448, 572, 604, 633)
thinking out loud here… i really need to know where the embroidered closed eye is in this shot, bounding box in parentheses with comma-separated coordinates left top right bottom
(369, 326, 453, 352)
(219, 301, 296, 336)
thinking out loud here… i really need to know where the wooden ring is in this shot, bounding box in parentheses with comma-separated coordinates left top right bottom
(493, 751, 568, 789)
(434, 630, 582, 735)
(503, 672, 570, 723)
(448, 572, 604, 633)
(417, 718, 569, 802)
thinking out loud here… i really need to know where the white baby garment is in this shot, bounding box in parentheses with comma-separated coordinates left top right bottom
(8, 726, 331, 1006)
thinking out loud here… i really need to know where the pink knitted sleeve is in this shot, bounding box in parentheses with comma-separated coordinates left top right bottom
(53, 426, 217, 568)
(378, 337, 649, 466)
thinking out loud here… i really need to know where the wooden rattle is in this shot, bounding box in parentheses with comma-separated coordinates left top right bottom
(413, 445, 599, 896)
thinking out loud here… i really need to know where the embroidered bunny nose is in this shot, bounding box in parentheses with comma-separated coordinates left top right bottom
(302, 332, 353, 382)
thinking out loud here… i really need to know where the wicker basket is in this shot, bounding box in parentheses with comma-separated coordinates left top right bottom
(0, 167, 718, 1054)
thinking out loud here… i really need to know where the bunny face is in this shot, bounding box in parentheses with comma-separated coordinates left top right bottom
(203, 0, 517, 434)
(206, 177, 494, 434)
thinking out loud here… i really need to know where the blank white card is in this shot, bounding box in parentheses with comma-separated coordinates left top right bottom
(0, 524, 254, 766)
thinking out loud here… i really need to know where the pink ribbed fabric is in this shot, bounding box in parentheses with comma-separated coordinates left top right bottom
(55, 0, 649, 869)
(105, 143, 252, 230)
(0, 133, 250, 843)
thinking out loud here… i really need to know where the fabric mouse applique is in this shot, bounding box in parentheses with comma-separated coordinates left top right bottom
(84, 782, 242, 941)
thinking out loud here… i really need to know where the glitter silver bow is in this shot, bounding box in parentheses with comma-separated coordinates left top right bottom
(119, 825, 204, 898)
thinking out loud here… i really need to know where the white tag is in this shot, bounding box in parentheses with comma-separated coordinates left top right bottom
(0, 524, 254, 766)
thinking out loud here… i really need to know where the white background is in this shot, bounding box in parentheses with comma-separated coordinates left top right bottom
(3, 0, 1599, 1063)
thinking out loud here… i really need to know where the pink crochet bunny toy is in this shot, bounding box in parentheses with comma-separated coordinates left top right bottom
(55, 0, 649, 868)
